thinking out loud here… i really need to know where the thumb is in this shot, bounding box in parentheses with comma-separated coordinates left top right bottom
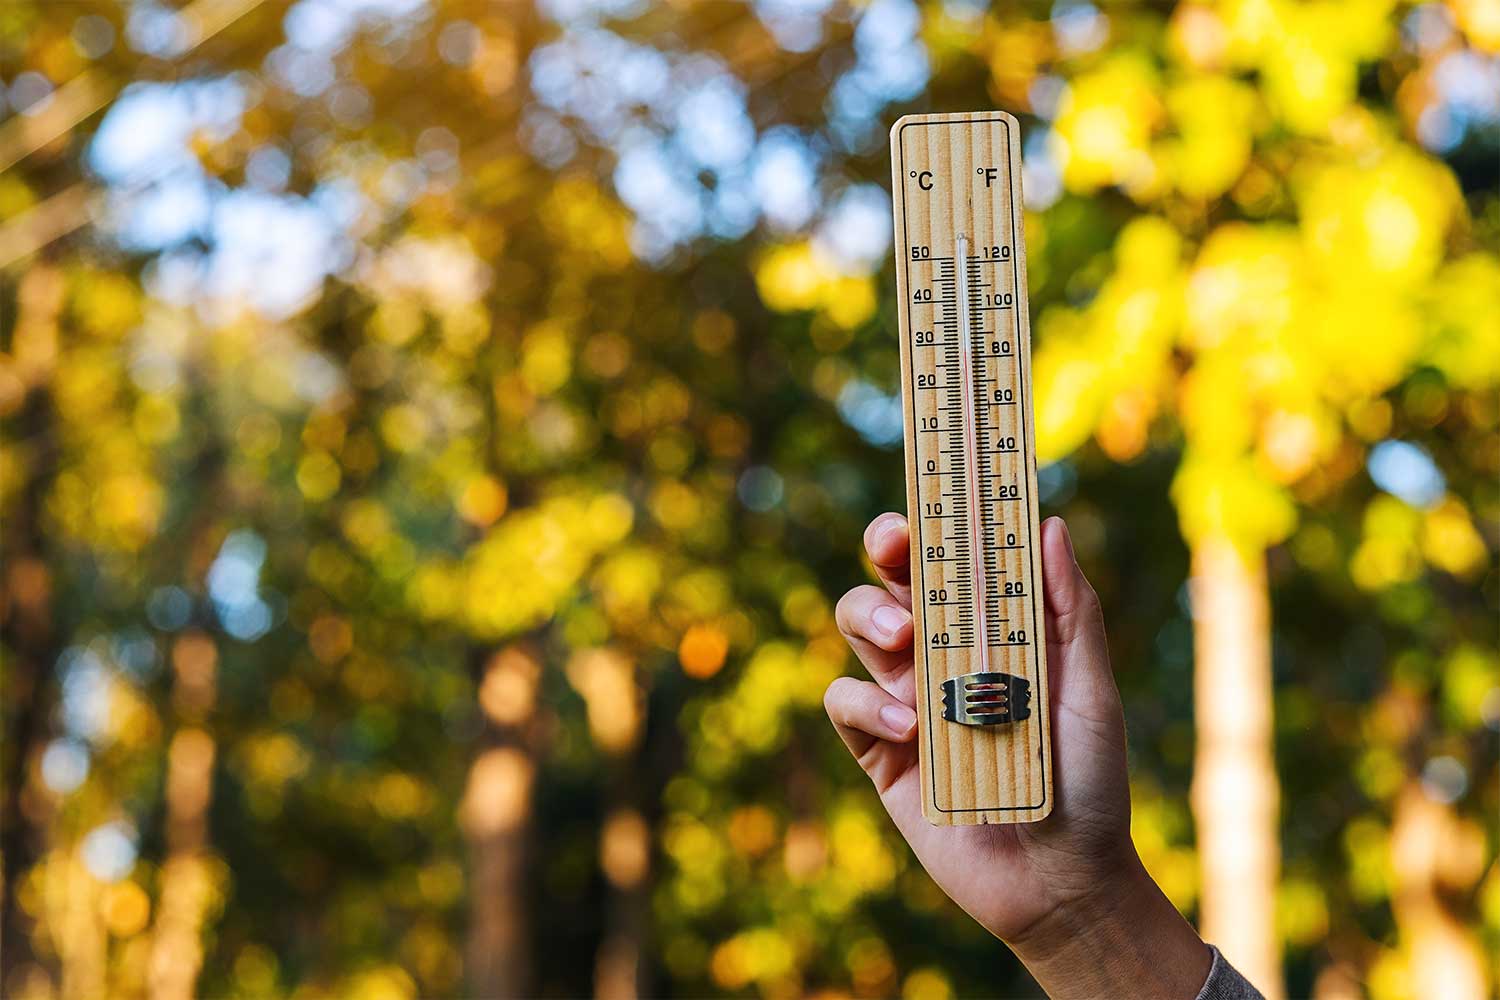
(1040, 517, 1121, 726)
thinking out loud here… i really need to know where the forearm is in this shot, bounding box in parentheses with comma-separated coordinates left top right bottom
(1006, 853, 1212, 1000)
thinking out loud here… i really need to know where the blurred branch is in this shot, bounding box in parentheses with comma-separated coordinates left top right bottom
(0, 184, 98, 271)
(0, 0, 268, 175)
(0, 73, 112, 176)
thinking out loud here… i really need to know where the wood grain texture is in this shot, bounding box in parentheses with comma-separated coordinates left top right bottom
(888, 111, 1052, 825)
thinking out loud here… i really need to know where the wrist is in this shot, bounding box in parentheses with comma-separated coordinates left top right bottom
(1005, 852, 1212, 1000)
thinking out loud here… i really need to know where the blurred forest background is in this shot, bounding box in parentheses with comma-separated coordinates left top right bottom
(1, 0, 1497, 997)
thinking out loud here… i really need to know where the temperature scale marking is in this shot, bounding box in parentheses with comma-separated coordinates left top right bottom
(890, 112, 1052, 825)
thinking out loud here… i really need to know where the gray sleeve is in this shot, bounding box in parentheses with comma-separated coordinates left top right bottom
(1194, 947, 1266, 1000)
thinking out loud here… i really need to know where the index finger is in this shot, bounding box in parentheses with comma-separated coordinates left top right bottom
(863, 513, 912, 610)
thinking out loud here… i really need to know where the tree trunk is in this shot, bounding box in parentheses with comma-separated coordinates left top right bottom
(1, 264, 65, 990)
(1389, 783, 1488, 999)
(1189, 537, 1282, 999)
(463, 645, 540, 998)
(595, 801, 650, 1000)
(147, 631, 219, 1000)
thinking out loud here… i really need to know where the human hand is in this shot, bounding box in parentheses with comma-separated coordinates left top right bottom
(826, 513, 1212, 999)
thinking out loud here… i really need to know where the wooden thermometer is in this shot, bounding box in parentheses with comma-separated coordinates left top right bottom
(889, 112, 1052, 825)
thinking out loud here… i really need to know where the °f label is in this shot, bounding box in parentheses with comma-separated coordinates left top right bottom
(889, 112, 1052, 825)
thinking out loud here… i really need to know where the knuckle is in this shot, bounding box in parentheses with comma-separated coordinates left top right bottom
(1078, 581, 1103, 616)
(823, 676, 855, 716)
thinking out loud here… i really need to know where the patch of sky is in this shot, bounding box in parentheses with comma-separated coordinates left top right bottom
(753, 128, 820, 231)
(1051, 1, 1108, 56)
(1402, 4, 1455, 55)
(198, 189, 350, 319)
(127, 1, 192, 59)
(814, 184, 891, 273)
(828, 0, 929, 149)
(1402, 6, 1500, 154)
(1037, 460, 1077, 505)
(707, 168, 760, 240)
(538, 0, 645, 26)
(438, 20, 480, 66)
(521, 109, 579, 169)
(42, 739, 90, 795)
(530, 29, 673, 147)
(147, 586, 195, 631)
(614, 133, 706, 259)
(753, 0, 837, 53)
(90, 79, 246, 186)
(266, 44, 337, 97)
(57, 646, 111, 743)
(72, 14, 116, 60)
(674, 77, 756, 172)
(7, 72, 54, 116)
(1022, 127, 1064, 211)
(112, 629, 160, 681)
(245, 146, 293, 192)
(837, 379, 904, 447)
(1368, 440, 1446, 509)
(81, 821, 138, 882)
(941, 0, 987, 26)
(1434, 50, 1500, 121)
(109, 170, 217, 252)
(738, 466, 785, 512)
(528, 8, 918, 259)
(282, 0, 429, 53)
(1028, 75, 1069, 120)
(208, 529, 274, 642)
(141, 250, 207, 312)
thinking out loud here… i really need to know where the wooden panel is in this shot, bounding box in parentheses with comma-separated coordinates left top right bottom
(888, 112, 1052, 825)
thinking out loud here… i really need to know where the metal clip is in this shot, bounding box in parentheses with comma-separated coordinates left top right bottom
(940, 672, 1031, 726)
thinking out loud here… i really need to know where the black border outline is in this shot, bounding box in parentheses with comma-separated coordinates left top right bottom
(898, 116, 1046, 814)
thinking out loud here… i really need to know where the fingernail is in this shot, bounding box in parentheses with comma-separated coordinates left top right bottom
(880, 704, 917, 735)
(878, 517, 904, 548)
(872, 605, 909, 639)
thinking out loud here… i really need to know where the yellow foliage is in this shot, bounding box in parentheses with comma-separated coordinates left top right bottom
(101, 881, 151, 938)
(902, 968, 954, 1000)
(71, 271, 141, 339)
(1228, 0, 1395, 133)
(1162, 75, 1257, 198)
(1054, 55, 1164, 195)
(1421, 498, 1488, 577)
(1033, 217, 1182, 461)
(458, 493, 630, 637)
(828, 805, 898, 895)
(1440, 646, 1499, 729)
(1449, 0, 1500, 51)
(297, 451, 341, 501)
(1172, 454, 1296, 551)
(543, 176, 633, 270)
(343, 965, 416, 1000)
(710, 928, 795, 991)
(1297, 147, 1459, 287)
(755, 243, 877, 329)
(1184, 223, 1302, 354)
(1424, 254, 1500, 388)
(1351, 495, 1422, 590)
(520, 321, 572, 395)
(1276, 875, 1330, 946)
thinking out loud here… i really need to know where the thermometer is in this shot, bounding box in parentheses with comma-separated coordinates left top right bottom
(889, 112, 1052, 825)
